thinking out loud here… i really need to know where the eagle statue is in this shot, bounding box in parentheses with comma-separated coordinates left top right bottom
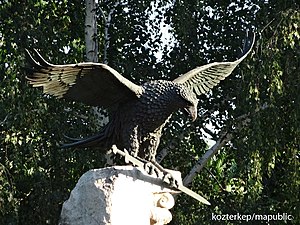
(25, 34, 255, 167)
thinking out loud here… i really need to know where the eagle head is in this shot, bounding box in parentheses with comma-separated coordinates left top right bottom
(177, 85, 198, 122)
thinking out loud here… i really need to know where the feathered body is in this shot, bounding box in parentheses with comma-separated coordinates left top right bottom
(62, 80, 198, 161)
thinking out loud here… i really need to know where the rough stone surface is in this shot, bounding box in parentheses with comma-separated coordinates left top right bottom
(59, 166, 180, 225)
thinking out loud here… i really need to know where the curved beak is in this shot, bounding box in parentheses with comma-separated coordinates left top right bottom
(184, 105, 197, 122)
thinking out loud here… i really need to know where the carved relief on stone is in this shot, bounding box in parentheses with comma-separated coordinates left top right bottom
(150, 192, 175, 225)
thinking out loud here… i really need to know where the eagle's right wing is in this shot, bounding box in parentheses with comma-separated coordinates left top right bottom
(25, 49, 143, 108)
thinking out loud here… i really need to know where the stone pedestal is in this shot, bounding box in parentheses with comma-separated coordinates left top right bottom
(59, 166, 180, 225)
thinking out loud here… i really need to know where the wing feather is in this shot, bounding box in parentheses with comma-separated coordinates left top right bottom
(173, 33, 255, 95)
(25, 49, 143, 108)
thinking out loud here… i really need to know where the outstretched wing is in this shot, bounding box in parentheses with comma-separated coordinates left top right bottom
(25, 49, 143, 108)
(173, 33, 255, 95)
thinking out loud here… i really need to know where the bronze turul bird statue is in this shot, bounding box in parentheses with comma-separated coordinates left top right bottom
(25, 33, 255, 172)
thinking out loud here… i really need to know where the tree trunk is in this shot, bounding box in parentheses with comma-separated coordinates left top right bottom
(85, 0, 98, 62)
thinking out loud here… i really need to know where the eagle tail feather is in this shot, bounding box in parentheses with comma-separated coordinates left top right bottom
(61, 131, 107, 149)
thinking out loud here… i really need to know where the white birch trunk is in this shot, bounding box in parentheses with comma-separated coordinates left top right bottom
(85, 0, 109, 128)
(85, 0, 98, 62)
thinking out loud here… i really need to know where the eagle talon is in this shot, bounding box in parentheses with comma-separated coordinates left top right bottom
(143, 162, 160, 177)
(143, 162, 153, 175)
(163, 172, 179, 188)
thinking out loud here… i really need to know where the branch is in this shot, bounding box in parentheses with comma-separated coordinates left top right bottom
(204, 167, 227, 191)
(183, 132, 232, 186)
(201, 126, 217, 140)
(183, 103, 270, 187)
(0, 114, 9, 125)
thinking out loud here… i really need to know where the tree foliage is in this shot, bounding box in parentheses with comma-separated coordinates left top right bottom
(0, 0, 299, 224)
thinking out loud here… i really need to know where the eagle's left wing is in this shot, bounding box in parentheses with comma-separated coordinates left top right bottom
(173, 33, 255, 95)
